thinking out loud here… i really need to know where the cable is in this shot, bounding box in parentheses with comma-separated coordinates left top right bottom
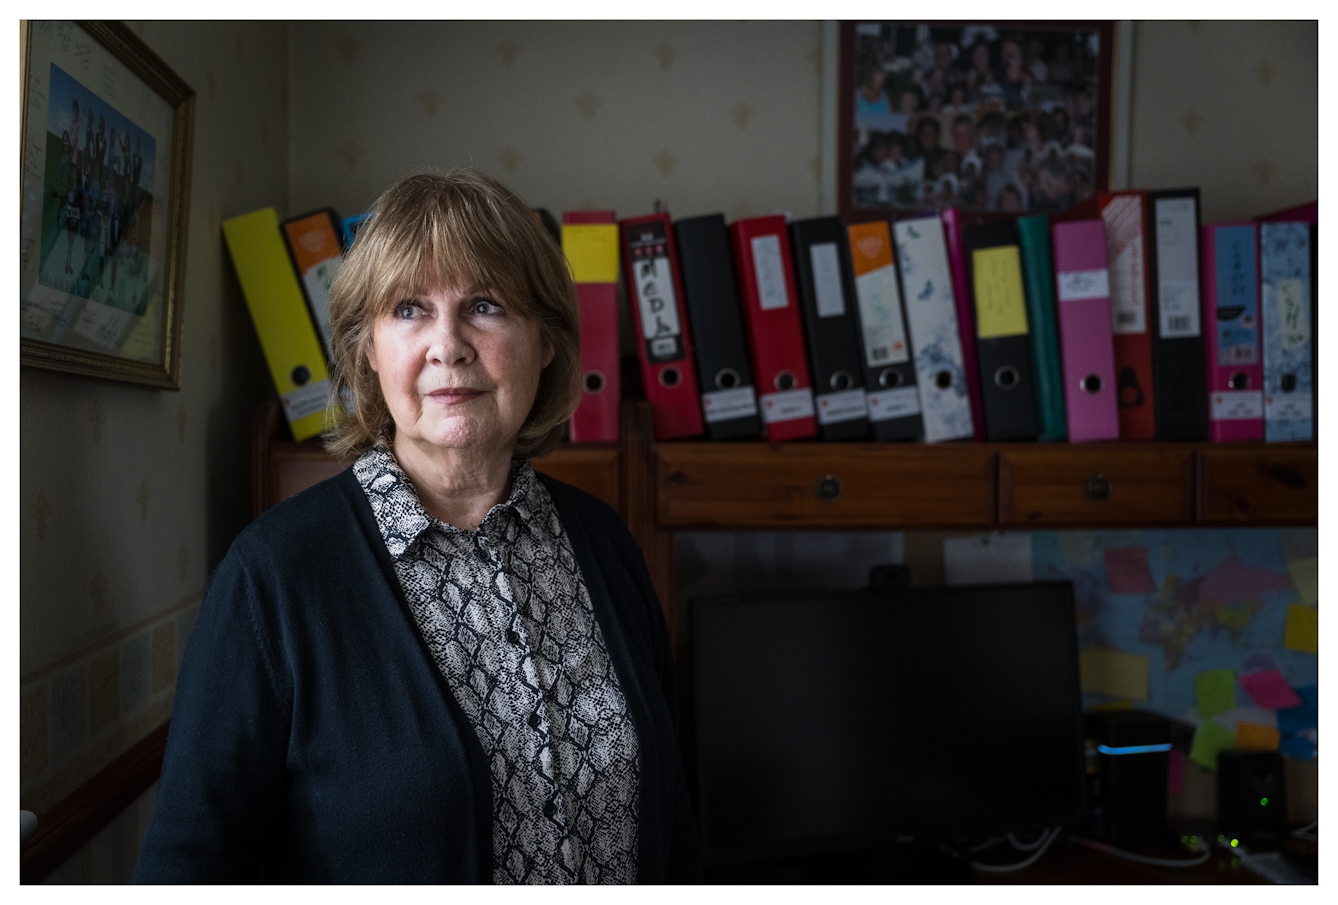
(1291, 819, 1317, 841)
(1070, 835, 1211, 868)
(963, 836, 1007, 853)
(1007, 829, 1050, 851)
(971, 826, 1061, 873)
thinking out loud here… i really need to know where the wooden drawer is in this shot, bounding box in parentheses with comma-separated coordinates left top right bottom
(1197, 445, 1317, 525)
(259, 442, 620, 514)
(999, 444, 1196, 527)
(655, 443, 997, 529)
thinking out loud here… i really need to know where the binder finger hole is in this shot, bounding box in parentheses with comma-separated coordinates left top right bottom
(715, 368, 740, 390)
(993, 365, 1020, 390)
(1282, 374, 1298, 392)
(291, 365, 311, 387)
(878, 368, 903, 389)
(830, 371, 853, 392)
(1229, 372, 1250, 390)
(775, 371, 796, 392)
(1080, 374, 1102, 394)
(658, 367, 681, 389)
(934, 370, 953, 390)
(583, 370, 606, 394)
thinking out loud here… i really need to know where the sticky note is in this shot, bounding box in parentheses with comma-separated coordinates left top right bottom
(1283, 604, 1318, 653)
(1079, 647, 1149, 700)
(1194, 669, 1236, 717)
(1277, 686, 1317, 734)
(970, 246, 1029, 338)
(943, 533, 1033, 586)
(1103, 547, 1155, 594)
(1086, 700, 1135, 713)
(1235, 723, 1281, 752)
(1287, 556, 1318, 605)
(1166, 748, 1186, 796)
(1279, 733, 1316, 761)
(1188, 719, 1236, 771)
(1239, 669, 1303, 710)
(560, 223, 619, 283)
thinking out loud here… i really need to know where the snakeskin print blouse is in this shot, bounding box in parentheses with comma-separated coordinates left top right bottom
(353, 445, 639, 884)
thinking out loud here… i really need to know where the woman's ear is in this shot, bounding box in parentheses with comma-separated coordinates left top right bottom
(541, 337, 555, 369)
(365, 338, 379, 373)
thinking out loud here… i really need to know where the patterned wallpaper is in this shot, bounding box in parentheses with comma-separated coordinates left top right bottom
(287, 21, 826, 224)
(1129, 21, 1317, 222)
(20, 20, 284, 831)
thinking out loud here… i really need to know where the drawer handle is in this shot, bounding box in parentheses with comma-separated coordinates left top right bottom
(1265, 464, 1307, 489)
(815, 475, 842, 502)
(1085, 474, 1112, 501)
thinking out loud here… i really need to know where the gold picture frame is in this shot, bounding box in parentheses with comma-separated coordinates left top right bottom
(20, 20, 195, 389)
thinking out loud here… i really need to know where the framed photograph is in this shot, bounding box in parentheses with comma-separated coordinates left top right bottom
(839, 21, 1113, 219)
(20, 21, 195, 389)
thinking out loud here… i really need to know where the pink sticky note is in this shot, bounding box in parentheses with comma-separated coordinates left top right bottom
(1104, 547, 1155, 594)
(1167, 748, 1186, 796)
(1240, 669, 1303, 709)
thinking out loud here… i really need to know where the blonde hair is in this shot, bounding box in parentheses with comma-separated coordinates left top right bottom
(323, 168, 581, 460)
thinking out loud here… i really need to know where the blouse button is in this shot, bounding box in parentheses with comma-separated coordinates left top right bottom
(528, 711, 540, 729)
(543, 801, 556, 819)
(507, 629, 520, 645)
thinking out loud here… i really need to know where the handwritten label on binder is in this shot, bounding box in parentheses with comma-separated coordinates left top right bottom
(751, 235, 790, 310)
(809, 242, 846, 318)
(970, 246, 1028, 338)
(1153, 197, 1202, 338)
(626, 221, 684, 363)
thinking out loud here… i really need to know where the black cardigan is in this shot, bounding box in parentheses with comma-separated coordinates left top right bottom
(133, 469, 702, 883)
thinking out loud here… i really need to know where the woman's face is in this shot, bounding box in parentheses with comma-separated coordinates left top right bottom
(367, 282, 553, 459)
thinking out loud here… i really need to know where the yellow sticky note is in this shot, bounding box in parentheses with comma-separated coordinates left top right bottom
(1086, 700, 1135, 713)
(1288, 557, 1318, 605)
(561, 224, 619, 283)
(1079, 648, 1149, 700)
(1189, 719, 1236, 771)
(1236, 723, 1281, 752)
(971, 245, 1029, 338)
(1283, 604, 1318, 653)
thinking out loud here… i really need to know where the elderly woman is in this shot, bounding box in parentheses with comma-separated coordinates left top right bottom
(134, 169, 701, 884)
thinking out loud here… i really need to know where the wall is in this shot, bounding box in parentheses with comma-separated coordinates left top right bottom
(20, 19, 287, 881)
(1128, 21, 1317, 221)
(287, 21, 825, 226)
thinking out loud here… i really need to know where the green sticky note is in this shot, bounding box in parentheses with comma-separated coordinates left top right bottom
(1195, 668, 1236, 717)
(1288, 557, 1318, 605)
(1189, 719, 1236, 772)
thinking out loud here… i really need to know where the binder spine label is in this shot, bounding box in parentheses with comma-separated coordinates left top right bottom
(1276, 279, 1309, 349)
(1057, 269, 1111, 302)
(300, 258, 339, 352)
(760, 387, 816, 424)
(854, 265, 910, 366)
(750, 235, 790, 310)
(283, 379, 331, 422)
(867, 386, 921, 421)
(701, 386, 759, 423)
(627, 222, 685, 362)
(815, 388, 868, 425)
(1213, 226, 1260, 366)
(1266, 391, 1312, 423)
(1210, 389, 1264, 421)
(970, 246, 1029, 338)
(809, 243, 846, 317)
(1104, 195, 1149, 335)
(1153, 197, 1202, 338)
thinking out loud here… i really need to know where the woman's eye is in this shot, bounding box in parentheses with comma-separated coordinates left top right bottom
(393, 300, 420, 319)
(471, 298, 502, 316)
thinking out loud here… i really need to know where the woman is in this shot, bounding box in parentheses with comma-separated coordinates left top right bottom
(134, 169, 701, 884)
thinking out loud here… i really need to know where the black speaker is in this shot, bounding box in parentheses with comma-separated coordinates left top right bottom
(1082, 710, 1170, 849)
(1217, 751, 1288, 850)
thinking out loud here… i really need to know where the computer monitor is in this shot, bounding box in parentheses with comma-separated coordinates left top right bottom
(688, 581, 1085, 865)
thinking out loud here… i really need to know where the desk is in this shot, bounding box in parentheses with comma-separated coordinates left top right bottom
(973, 836, 1267, 884)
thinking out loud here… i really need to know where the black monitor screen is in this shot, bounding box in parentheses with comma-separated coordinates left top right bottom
(689, 582, 1085, 864)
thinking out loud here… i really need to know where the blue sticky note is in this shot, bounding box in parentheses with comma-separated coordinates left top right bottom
(1279, 733, 1316, 761)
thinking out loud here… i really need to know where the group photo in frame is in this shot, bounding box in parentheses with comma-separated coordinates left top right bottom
(838, 21, 1113, 219)
(20, 20, 194, 388)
